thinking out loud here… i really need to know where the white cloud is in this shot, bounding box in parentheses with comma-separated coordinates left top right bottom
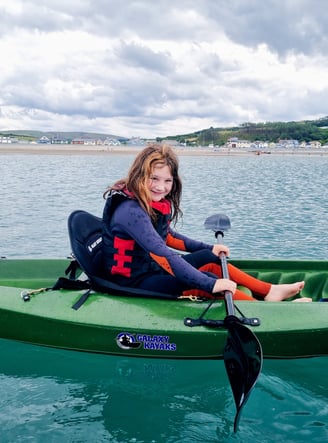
(0, 0, 328, 137)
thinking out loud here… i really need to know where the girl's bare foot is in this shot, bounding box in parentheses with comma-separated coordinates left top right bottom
(292, 297, 312, 302)
(264, 281, 306, 302)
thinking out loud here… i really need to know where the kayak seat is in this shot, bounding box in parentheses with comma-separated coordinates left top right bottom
(68, 209, 106, 279)
(67, 210, 177, 300)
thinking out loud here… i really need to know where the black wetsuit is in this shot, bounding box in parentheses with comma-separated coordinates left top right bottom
(102, 192, 218, 295)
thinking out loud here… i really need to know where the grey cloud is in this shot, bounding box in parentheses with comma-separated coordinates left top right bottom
(0, 0, 204, 40)
(1, 0, 328, 137)
(4, 1, 328, 55)
(116, 41, 174, 74)
(204, 0, 328, 56)
(0, 3, 75, 35)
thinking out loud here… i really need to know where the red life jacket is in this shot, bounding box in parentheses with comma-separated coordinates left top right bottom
(102, 190, 171, 286)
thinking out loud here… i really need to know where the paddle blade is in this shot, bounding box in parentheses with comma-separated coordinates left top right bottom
(204, 214, 231, 233)
(223, 320, 263, 432)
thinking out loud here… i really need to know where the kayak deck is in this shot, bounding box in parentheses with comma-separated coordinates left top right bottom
(0, 258, 327, 359)
(1, 258, 327, 299)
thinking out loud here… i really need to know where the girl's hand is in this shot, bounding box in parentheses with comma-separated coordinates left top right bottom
(212, 278, 237, 295)
(212, 244, 230, 257)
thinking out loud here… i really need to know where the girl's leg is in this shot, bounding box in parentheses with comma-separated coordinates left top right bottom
(198, 263, 258, 301)
(183, 251, 269, 300)
(139, 270, 227, 300)
(228, 263, 271, 298)
(143, 251, 308, 302)
(138, 274, 187, 295)
(227, 264, 306, 301)
(198, 262, 306, 301)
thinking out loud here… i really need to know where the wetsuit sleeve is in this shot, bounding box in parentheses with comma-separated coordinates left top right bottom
(166, 229, 212, 252)
(112, 201, 217, 293)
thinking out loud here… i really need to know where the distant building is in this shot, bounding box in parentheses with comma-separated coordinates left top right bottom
(71, 138, 85, 145)
(38, 136, 50, 144)
(51, 136, 69, 144)
(0, 136, 12, 143)
(127, 137, 145, 145)
(103, 138, 121, 146)
(309, 141, 322, 148)
(226, 138, 252, 149)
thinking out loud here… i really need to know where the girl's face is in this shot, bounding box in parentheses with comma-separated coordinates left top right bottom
(147, 164, 173, 201)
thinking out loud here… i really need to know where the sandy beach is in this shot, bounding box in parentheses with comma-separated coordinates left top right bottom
(1, 143, 328, 156)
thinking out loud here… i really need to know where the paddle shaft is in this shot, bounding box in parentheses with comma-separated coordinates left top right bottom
(216, 229, 262, 432)
(205, 215, 263, 432)
(216, 231, 235, 316)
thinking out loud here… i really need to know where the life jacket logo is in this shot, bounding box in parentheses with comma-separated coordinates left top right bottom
(87, 236, 102, 253)
(116, 332, 142, 350)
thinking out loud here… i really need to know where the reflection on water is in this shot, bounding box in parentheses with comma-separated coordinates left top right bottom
(0, 340, 327, 442)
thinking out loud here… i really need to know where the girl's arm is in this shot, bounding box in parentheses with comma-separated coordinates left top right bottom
(166, 228, 212, 252)
(113, 201, 217, 293)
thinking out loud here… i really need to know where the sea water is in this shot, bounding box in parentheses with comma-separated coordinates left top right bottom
(0, 153, 327, 442)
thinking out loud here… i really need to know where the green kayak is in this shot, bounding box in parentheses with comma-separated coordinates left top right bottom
(0, 258, 327, 359)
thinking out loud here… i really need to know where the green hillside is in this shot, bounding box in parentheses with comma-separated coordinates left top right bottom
(160, 116, 328, 146)
(0, 130, 125, 142)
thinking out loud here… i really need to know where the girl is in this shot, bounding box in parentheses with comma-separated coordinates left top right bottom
(102, 144, 311, 302)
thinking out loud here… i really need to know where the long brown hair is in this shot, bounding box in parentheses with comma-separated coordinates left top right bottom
(104, 144, 183, 223)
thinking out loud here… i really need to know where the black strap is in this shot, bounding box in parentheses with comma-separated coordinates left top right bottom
(71, 288, 93, 310)
(64, 260, 80, 280)
(89, 274, 179, 299)
(53, 260, 178, 310)
(52, 276, 90, 291)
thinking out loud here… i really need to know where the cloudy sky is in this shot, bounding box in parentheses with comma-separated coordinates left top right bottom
(1, 0, 328, 138)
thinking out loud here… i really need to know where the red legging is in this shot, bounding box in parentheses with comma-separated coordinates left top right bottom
(197, 263, 271, 301)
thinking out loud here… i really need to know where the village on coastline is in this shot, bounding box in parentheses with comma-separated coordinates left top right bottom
(2, 116, 328, 155)
(1, 133, 328, 155)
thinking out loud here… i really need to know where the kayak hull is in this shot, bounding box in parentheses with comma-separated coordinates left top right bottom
(0, 258, 327, 359)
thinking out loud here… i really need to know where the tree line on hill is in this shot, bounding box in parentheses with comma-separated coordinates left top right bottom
(159, 116, 328, 146)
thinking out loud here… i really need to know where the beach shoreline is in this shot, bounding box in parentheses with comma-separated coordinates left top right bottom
(1, 143, 328, 156)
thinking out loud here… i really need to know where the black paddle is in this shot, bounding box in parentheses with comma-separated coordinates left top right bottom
(204, 214, 263, 432)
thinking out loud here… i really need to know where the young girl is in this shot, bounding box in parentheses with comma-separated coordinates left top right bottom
(102, 144, 311, 302)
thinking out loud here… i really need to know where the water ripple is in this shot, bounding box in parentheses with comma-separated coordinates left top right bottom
(1, 154, 327, 259)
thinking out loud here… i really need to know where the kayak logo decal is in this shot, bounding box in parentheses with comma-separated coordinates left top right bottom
(116, 332, 177, 352)
(116, 332, 142, 350)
